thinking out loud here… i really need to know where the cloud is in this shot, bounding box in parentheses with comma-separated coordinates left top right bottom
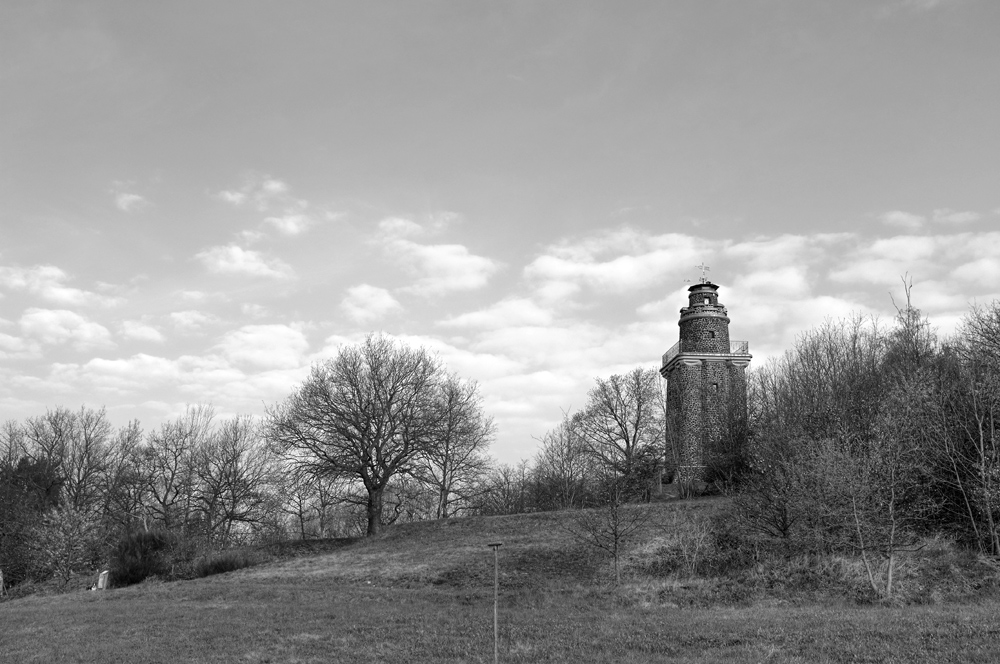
(110, 180, 150, 212)
(241, 303, 269, 318)
(878, 0, 953, 15)
(0, 264, 123, 307)
(217, 176, 288, 209)
(441, 298, 553, 329)
(46, 352, 308, 408)
(378, 217, 424, 238)
(169, 310, 218, 332)
(0, 331, 40, 359)
(341, 284, 403, 323)
(115, 192, 148, 212)
(120, 320, 165, 343)
(932, 209, 981, 224)
(394, 242, 501, 295)
(216, 324, 310, 370)
(264, 213, 314, 236)
(879, 210, 925, 229)
(19, 308, 114, 350)
(179, 290, 210, 302)
(951, 257, 1000, 284)
(377, 217, 500, 296)
(195, 245, 294, 279)
(261, 179, 288, 195)
(217, 175, 324, 238)
(217, 190, 246, 205)
(239, 230, 267, 244)
(828, 233, 1000, 287)
(524, 228, 701, 299)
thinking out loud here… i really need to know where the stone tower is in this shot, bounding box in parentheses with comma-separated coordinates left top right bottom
(660, 278, 751, 483)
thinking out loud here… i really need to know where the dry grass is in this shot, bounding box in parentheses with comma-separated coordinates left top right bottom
(3, 499, 1000, 663)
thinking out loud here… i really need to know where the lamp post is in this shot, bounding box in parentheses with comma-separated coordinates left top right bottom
(488, 542, 503, 664)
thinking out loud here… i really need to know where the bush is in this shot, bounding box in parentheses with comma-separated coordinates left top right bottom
(192, 549, 259, 578)
(108, 530, 174, 587)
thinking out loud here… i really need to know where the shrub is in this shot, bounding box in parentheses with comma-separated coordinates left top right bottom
(108, 530, 174, 587)
(192, 549, 258, 578)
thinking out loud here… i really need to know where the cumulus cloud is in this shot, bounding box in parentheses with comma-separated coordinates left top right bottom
(179, 290, 209, 302)
(47, 352, 308, 408)
(264, 213, 314, 236)
(115, 192, 148, 212)
(441, 298, 553, 329)
(828, 233, 1000, 287)
(0, 331, 40, 359)
(932, 209, 981, 224)
(216, 324, 310, 370)
(241, 303, 269, 318)
(378, 217, 424, 237)
(340, 284, 403, 324)
(217, 176, 290, 211)
(110, 180, 150, 212)
(217, 175, 322, 238)
(377, 217, 500, 296)
(217, 190, 246, 205)
(879, 210, 925, 229)
(394, 242, 500, 295)
(525, 228, 701, 299)
(195, 245, 294, 279)
(120, 320, 165, 343)
(169, 310, 217, 332)
(0, 265, 123, 307)
(19, 308, 114, 350)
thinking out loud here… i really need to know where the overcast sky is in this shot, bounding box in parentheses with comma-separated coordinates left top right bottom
(1, 0, 998, 462)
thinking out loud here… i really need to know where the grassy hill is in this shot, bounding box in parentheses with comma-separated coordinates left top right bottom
(3, 498, 1000, 663)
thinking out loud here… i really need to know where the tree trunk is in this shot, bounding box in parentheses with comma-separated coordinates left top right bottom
(366, 487, 384, 536)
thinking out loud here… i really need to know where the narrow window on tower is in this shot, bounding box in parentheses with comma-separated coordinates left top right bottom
(704, 297, 710, 305)
(708, 331, 716, 339)
(710, 383, 719, 392)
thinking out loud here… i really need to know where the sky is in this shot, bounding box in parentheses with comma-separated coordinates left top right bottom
(1, 0, 999, 463)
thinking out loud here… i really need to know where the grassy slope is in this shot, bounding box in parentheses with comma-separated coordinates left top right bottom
(2, 500, 1000, 663)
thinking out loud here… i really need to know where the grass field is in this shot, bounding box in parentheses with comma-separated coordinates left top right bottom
(3, 500, 1000, 663)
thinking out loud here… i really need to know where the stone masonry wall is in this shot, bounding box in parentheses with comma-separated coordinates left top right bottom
(666, 357, 748, 483)
(679, 314, 731, 354)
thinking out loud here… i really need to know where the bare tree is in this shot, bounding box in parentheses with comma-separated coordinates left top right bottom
(937, 302, 1000, 554)
(414, 373, 494, 519)
(268, 334, 445, 536)
(565, 480, 649, 586)
(475, 460, 533, 515)
(194, 415, 277, 546)
(278, 470, 351, 539)
(99, 420, 146, 530)
(142, 405, 214, 531)
(60, 407, 114, 513)
(578, 367, 664, 501)
(533, 411, 593, 510)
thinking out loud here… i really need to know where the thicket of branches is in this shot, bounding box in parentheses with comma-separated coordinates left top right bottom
(475, 366, 667, 515)
(735, 290, 1000, 597)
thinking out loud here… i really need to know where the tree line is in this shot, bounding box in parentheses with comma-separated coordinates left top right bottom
(0, 334, 496, 588)
(4, 290, 998, 597)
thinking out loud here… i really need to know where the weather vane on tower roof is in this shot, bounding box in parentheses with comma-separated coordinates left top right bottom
(694, 263, 711, 284)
